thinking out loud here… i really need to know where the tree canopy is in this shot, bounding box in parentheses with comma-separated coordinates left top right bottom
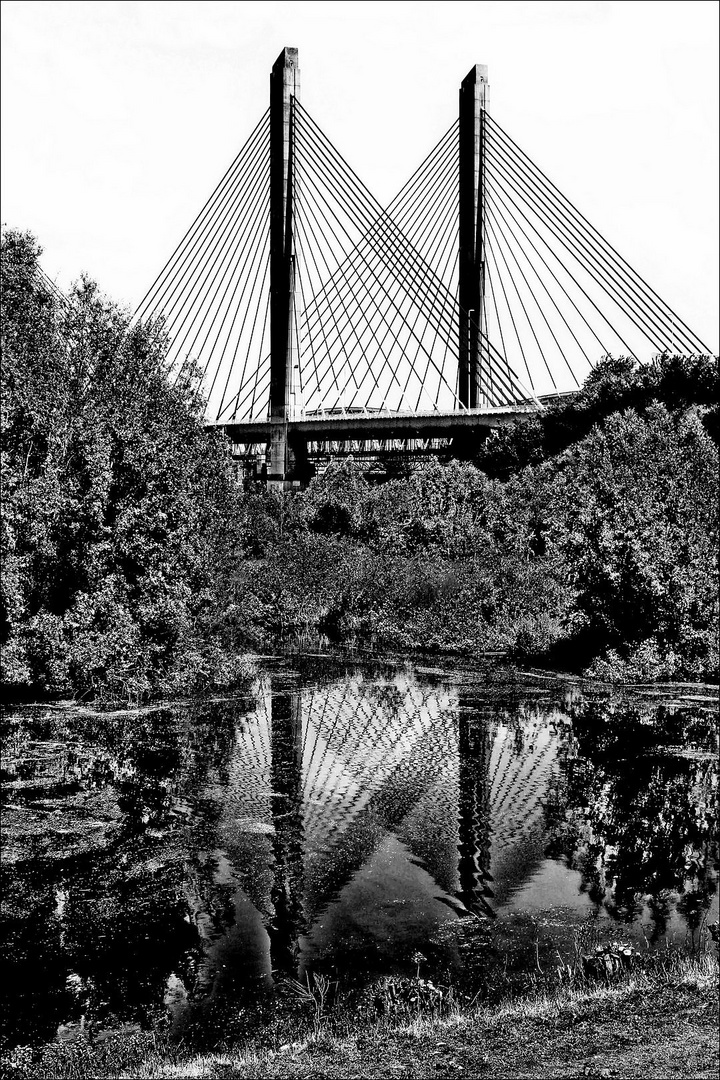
(1, 230, 245, 700)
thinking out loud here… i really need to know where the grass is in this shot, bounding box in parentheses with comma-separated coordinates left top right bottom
(2, 950, 717, 1079)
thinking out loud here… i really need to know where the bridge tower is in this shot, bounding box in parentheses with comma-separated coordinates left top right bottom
(458, 64, 489, 410)
(269, 47, 300, 487)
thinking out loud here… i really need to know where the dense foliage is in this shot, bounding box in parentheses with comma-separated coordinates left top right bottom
(475, 352, 720, 479)
(1, 231, 245, 700)
(226, 360, 719, 681)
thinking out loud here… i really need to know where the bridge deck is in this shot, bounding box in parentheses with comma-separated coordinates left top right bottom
(210, 403, 541, 444)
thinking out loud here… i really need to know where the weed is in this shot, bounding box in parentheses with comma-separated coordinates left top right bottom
(371, 976, 448, 1018)
(280, 972, 335, 1026)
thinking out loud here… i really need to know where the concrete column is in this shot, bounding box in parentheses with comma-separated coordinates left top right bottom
(269, 47, 300, 485)
(458, 64, 488, 410)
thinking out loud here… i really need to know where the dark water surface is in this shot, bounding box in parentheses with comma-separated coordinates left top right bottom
(2, 657, 718, 1049)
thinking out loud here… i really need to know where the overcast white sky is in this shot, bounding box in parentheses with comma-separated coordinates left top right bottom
(1, 0, 718, 350)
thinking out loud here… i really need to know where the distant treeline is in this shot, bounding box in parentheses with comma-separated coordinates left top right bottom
(2, 229, 718, 700)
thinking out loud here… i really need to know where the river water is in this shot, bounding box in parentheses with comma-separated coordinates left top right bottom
(1, 656, 718, 1049)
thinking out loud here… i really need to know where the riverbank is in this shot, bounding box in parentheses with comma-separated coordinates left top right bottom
(3, 953, 717, 1079)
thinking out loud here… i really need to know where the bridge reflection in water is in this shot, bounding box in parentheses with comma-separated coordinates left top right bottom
(184, 669, 565, 999)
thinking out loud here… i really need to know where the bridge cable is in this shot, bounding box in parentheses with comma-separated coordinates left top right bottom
(217, 244, 273, 423)
(198, 258, 272, 423)
(387, 131, 459, 262)
(483, 214, 535, 389)
(33, 266, 73, 309)
(485, 126, 697, 355)
(133, 126, 263, 333)
(386, 119, 459, 225)
(234, 252, 272, 423)
(213, 226, 271, 419)
(197, 187, 270, 401)
(293, 190, 361, 409)
(486, 115, 693, 350)
(485, 250, 515, 391)
(485, 147, 669, 357)
(387, 135, 459, 284)
(293, 179, 393, 408)
(484, 169, 612, 360)
(387, 124, 459, 243)
(292, 183, 357, 409)
(295, 103, 530, 405)
(485, 143, 645, 358)
(422, 250, 461, 411)
(294, 104, 466, 347)
(158, 135, 270, 393)
(376, 132, 468, 409)
(487, 114, 710, 354)
(161, 132, 270, 366)
(134, 109, 269, 327)
(484, 208, 558, 389)
(485, 191, 586, 386)
(486, 189, 583, 388)
(172, 162, 270, 392)
(294, 164, 471, 410)
(292, 123, 471, 402)
(397, 178, 462, 409)
(292, 104, 370, 406)
(292, 127, 445, 406)
(295, 106, 464, 354)
(306, 136, 459, 416)
(435, 257, 461, 411)
(392, 160, 464, 408)
(292, 213, 325, 410)
(293, 177, 426, 411)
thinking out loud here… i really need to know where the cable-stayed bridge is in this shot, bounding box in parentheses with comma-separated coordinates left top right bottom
(134, 48, 711, 486)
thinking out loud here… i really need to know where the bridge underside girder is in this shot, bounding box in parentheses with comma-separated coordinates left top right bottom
(212, 405, 541, 485)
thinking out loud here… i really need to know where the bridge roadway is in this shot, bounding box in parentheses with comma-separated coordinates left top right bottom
(209, 401, 544, 446)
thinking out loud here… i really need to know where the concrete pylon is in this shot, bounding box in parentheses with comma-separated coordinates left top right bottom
(268, 47, 300, 487)
(458, 64, 489, 410)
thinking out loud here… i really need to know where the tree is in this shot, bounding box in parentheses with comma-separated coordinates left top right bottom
(547, 404, 719, 678)
(475, 352, 719, 479)
(1, 229, 244, 699)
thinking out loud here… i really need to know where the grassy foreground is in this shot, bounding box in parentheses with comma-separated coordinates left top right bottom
(4, 953, 717, 1080)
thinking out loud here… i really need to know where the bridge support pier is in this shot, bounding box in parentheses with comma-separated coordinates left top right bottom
(458, 63, 489, 410)
(268, 47, 300, 489)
